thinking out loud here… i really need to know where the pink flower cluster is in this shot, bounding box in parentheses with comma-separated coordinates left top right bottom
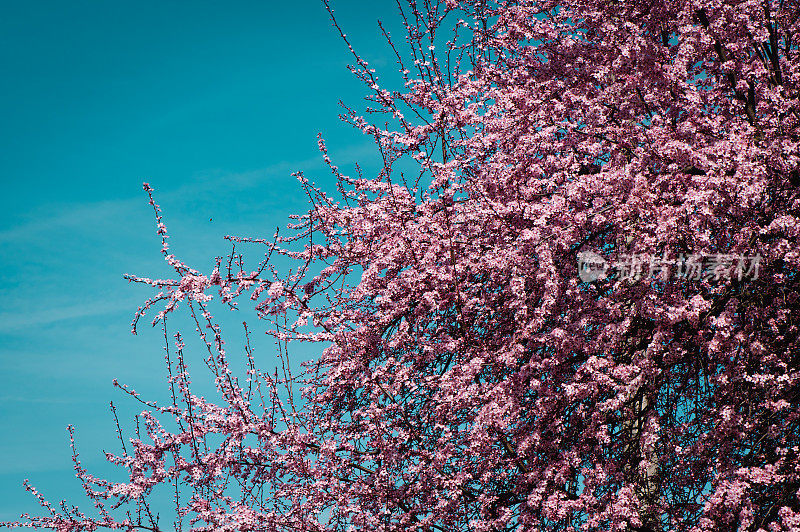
(6, 0, 799, 531)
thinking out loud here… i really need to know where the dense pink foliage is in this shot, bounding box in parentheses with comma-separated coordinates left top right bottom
(6, 0, 800, 530)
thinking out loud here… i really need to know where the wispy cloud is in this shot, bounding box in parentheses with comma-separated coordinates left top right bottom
(0, 197, 142, 244)
(0, 141, 379, 332)
(0, 140, 377, 245)
(0, 395, 80, 404)
(0, 298, 136, 333)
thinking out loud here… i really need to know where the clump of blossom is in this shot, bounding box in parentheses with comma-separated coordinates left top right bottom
(5, 1, 800, 531)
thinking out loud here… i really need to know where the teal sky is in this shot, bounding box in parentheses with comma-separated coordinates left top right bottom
(0, 1, 400, 524)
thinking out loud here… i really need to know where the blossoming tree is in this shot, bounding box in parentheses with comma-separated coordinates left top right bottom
(6, 0, 800, 530)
